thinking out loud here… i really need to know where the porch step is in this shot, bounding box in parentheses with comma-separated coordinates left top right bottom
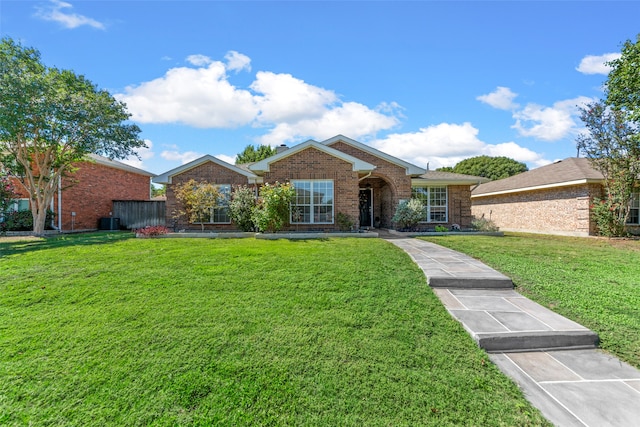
(433, 289, 599, 353)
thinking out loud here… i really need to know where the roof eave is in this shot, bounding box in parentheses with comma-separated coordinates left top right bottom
(472, 178, 603, 198)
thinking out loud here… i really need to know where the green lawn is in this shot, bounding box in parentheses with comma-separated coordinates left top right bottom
(0, 233, 549, 426)
(420, 233, 640, 369)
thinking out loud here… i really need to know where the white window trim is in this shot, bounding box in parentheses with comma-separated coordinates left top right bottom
(192, 184, 232, 225)
(291, 180, 335, 225)
(412, 186, 448, 223)
(627, 192, 640, 225)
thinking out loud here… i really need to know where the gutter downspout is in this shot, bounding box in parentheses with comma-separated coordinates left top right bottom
(358, 171, 372, 182)
(471, 181, 482, 192)
(57, 175, 62, 231)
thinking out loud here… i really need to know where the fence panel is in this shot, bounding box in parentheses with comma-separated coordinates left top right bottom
(112, 200, 166, 230)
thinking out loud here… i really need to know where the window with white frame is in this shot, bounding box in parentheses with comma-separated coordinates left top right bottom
(192, 184, 231, 224)
(10, 199, 30, 212)
(411, 186, 448, 222)
(291, 180, 334, 224)
(628, 192, 639, 225)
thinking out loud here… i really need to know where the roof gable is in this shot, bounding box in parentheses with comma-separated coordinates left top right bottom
(472, 157, 604, 197)
(87, 154, 155, 177)
(321, 134, 426, 176)
(153, 155, 259, 184)
(249, 139, 376, 173)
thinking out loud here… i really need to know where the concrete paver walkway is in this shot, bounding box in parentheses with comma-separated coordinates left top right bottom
(385, 236, 640, 427)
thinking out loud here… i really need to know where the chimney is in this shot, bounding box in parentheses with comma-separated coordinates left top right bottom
(276, 144, 288, 154)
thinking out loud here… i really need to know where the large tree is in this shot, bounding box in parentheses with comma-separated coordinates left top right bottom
(235, 144, 276, 164)
(0, 37, 145, 234)
(437, 155, 528, 180)
(606, 34, 640, 123)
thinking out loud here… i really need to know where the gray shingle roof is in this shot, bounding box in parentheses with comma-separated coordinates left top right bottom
(472, 157, 604, 196)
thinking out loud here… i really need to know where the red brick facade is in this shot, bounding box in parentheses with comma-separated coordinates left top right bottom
(160, 137, 477, 232)
(57, 161, 151, 231)
(472, 184, 602, 236)
(166, 161, 256, 231)
(6, 159, 152, 232)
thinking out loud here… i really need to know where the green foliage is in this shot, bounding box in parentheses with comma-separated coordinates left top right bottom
(235, 144, 277, 164)
(135, 225, 170, 237)
(151, 184, 166, 198)
(228, 185, 257, 231)
(439, 156, 528, 180)
(173, 179, 221, 231)
(470, 216, 500, 232)
(577, 100, 640, 236)
(392, 199, 424, 230)
(0, 37, 145, 234)
(606, 33, 640, 123)
(336, 212, 354, 231)
(252, 182, 295, 233)
(434, 225, 449, 232)
(0, 235, 551, 426)
(0, 209, 55, 232)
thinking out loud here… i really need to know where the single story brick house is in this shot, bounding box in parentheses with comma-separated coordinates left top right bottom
(8, 154, 154, 232)
(471, 157, 640, 236)
(153, 135, 486, 232)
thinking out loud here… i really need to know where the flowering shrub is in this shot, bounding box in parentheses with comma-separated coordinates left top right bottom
(1, 173, 17, 215)
(392, 199, 424, 230)
(135, 225, 170, 237)
(252, 182, 295, 233)
(229, 185, 257, 231)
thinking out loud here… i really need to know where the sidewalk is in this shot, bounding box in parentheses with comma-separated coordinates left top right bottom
(385, 236, 640, 427)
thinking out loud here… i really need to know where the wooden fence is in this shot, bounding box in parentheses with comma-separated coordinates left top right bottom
(112, 200, 166, 230)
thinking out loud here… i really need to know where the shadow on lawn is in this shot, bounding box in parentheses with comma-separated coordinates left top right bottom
(0, 231, 134, 257)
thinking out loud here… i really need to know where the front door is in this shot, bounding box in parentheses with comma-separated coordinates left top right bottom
(359, 188, 373, 228)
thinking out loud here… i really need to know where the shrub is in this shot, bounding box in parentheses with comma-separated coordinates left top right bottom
(392, 199, 424, 230)
(229, 185, 257, 232)
(135, 225, 170, 237)
(336, 212, 354, 231)
(471, 216, 499, 232)
(252, 182, 295, 233)
(174, 179, 221, 231)
(434, 225, 449, 232)
(0, 209, 55, 233)
(591, 196, 628, 237)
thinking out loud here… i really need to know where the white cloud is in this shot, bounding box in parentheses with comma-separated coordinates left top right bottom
(117, 51, 401, 142)
(372, 122, 548, 169)
(215, 154, 236, 165)
(117, 59, 258, 128)
(225, 51, 251, 73)
(576, 53, 621, 75)
(121, 139, 154, 169)
(186, 54, 213, 66)
(34, 0, 105, 30)
(258, 102, 400, 146)
(512, 96, 593, 141)
(161, 149, 204, 165)
(477, 86, 519, 110)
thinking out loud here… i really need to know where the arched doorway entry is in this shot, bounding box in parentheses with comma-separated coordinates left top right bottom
(358, 175, 397, 229)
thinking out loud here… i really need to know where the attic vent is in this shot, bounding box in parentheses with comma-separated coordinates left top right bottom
(276, 144, 288, 154)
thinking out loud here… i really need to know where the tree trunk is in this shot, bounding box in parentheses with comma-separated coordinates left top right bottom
(32, 205, 48, 235)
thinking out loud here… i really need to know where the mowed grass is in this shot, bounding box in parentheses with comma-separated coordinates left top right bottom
(420, 233, 640, 369)
(0, 233, 550, 426)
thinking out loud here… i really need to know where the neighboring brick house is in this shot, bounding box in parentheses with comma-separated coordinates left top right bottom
(154, 135, 486, 232)
(9, 154, 154, 231)
(471, 157, 640, 236)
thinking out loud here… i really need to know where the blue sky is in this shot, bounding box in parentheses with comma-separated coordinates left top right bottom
(2, 1, 639, 175)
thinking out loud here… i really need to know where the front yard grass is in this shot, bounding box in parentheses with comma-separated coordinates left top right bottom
(0, 233, 549, 426)
(420, 233, 640, 369)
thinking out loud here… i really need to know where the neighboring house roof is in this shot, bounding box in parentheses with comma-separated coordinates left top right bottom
(321, 134, 427, 176)
(249, 139, 376, 173)
(152, 154, 260, 185)
(413, 170, 489, 186)
(88, 154, 156, 177)
(472, 157, 604, 197)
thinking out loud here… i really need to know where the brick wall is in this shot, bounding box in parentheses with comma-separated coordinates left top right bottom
(448, 185, 473, 228)
(166, 161, 253, 231)
(58, 161, 151, 231)
(264, 147, 360, 231)
(471, 184, 602, 236)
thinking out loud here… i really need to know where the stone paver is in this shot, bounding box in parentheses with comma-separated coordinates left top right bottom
(384, 235, 640, 427)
